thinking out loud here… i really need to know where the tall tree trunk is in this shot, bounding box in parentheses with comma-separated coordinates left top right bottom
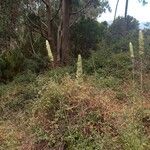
(57, 0, 71, 65)
(46, 1, 55, 53)
(124, 0, 129, 31)
(46, 0, 52, 41)
(124, 0, 129, 19)
(57, 3, 63, 64)
(57, 22, 62, 63)
(114, 0, 120, 21)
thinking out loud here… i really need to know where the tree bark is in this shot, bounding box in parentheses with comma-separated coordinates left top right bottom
(57, 0, 71, 65)
(57, 22, 62, 63)
(46, 0, 55, 54)
(124, 0, 129, 19)
(124, 0, 129, 31)
(114, 0, 120, 21)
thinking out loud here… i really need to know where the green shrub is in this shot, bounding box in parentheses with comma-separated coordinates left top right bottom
(121, 123, 149, 150)
(83, 49, 112, 75)
(13, 71, 37, 84)
(71, 18, 108, 58)
(107, 53, 131, 79)
(84, 50, 132, 79)
(23, 55, 48, 73)
(90, 75, 121, 89)
(0, 48, 24, 81)
(47, 66, 75, 82)
(0, 49, 49, 82)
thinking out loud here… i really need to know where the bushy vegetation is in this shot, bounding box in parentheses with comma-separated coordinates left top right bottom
(0, 66, 149, 149)
(0, 4, 150, 148)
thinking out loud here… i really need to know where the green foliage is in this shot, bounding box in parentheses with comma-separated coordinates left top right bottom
(0, 67, 149, 149)
(71, 18, 108, 57)
(110, 16, 139, 39)
(84, 50, 132, 79)
(13, 71, 37, 84)
(115, 91, 128, 102)
(71, 0, 110, 19)
(47, 66, 75, 83)
(33, 81, 64, 114)
(0, 58, 7, 77)
(121, 123, 149, 150)
(108, 16, 139, 52)
(83, 48, 111, 75)
(23, 55, 48, 73)
(92, 76, 121, 89)
(0, 48, 24, 81)
(0, 2, 150, 147)
(0, 51, 48, 82)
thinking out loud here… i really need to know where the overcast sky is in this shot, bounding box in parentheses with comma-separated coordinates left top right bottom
(98, 0, 150, 23)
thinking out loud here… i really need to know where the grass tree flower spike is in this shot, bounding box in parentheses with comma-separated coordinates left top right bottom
(46, 40, 54, 62)
(129, 42, 134, 58)
(139, 30, 144, 56)
(76, 54, 83, 81)
(129, 42, 135, 89)
(138, 30, 144, 92)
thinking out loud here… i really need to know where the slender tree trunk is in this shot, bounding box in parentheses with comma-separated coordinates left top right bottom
(57, 25, 61, 63)
(124, 0, 129, 33)
(114, 0, 120, 21)
(57, 10, 63, 63)
(124, 0, 129, 19)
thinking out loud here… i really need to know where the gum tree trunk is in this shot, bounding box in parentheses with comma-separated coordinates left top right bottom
(57, 0, 71, 65)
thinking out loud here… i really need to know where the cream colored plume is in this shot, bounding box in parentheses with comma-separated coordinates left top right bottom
(76, 54, 83, 80)
(129, 42, 134, 58)
(46, 40, 54, 62)
(139, 30, 144, 55)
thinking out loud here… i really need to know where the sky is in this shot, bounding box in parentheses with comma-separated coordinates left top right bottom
(98, 0, 150, 23)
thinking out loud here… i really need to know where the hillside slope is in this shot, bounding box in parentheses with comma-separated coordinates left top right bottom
(0, 69, 150, 150)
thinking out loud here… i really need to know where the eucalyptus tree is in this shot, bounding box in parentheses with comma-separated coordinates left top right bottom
(0, 0, 110, 64)
(114, 0, 120, 21)
(0, 0, 21, 52)
(24, 0, 110, 65)
(124, 0, 129, 19)
(114, 0, 148, 22)
(125, 0, 148, 19)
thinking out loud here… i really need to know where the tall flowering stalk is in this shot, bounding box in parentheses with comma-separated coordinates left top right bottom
(129, 42, 135, 87)
(76, 54, 83, 82)
(46, 40, 54, 67)
(139, 30, 144, 92)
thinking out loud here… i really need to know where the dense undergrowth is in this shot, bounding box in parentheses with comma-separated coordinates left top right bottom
(0, 52, 150, 149)
(1, 4, 150, 149)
